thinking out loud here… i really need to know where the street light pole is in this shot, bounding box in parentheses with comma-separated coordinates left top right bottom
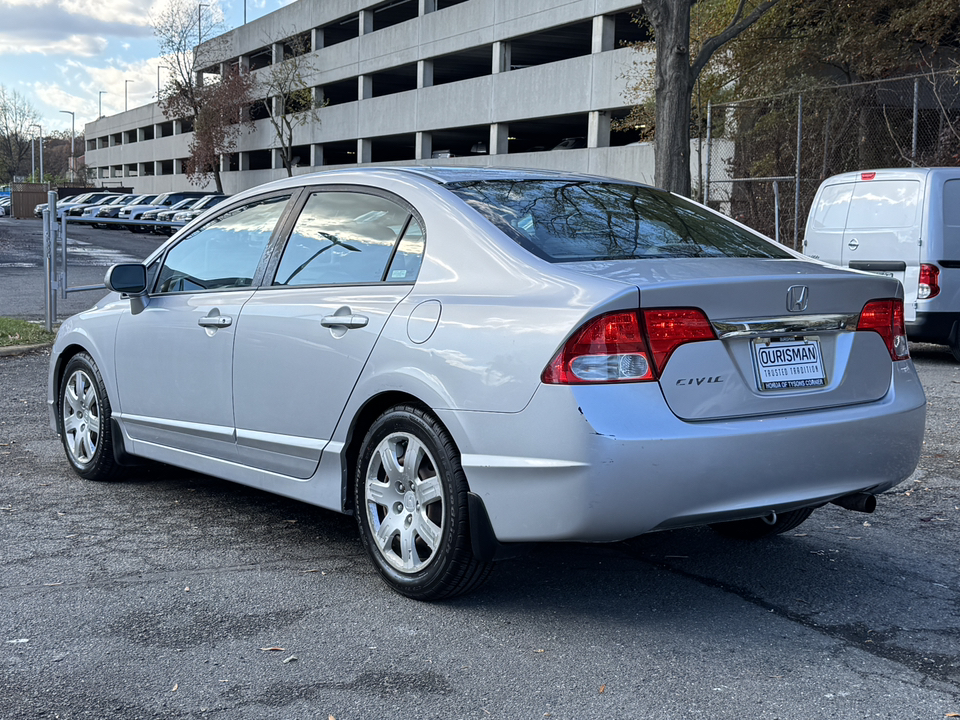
(125, 80, 132, 111)
(198, 4, 209, 46)
(60, 110, 75, 183)
(98, 90, 106, 118)
(30, 124, 43, 182)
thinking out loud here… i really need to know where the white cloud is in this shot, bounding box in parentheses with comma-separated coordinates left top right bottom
(0, 32, 107, 57)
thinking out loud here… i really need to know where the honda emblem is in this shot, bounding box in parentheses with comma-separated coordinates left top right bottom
(787, 285, 809, 312)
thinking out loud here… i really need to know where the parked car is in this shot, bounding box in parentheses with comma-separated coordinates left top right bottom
(803, 167, 960, 360)
(68, 193, 124, 217)
(168, 194, 229, 227)
(141, 197, 203, 234)
(552, 137, 587, 150)
(48, 167, 926, 600)
(35, 192, 117, 219)
(118, 191, 212, 232)
(95, 194, 158, 228)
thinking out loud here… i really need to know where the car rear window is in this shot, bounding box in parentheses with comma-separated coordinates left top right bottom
(447, 180, 791, 262)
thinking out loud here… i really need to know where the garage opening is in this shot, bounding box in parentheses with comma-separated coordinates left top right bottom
(371, 133, 416, 162)
(246, 149, 272, 171)
(614, 9, 652, 45)
(432, 46, 492, 86)
(428, 125, 490, 157)
(319, 78, 359, 107)
(322, 13, 360, 47)
(509, 21, 593, 70)
(371, 63, 418, 97)
(248, 47, 273, 71)
(372, 0, 418, 32)
(506, 114, 589, 154)
(321, 140, 358, 166)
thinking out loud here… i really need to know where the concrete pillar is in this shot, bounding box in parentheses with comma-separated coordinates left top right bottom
(312, 143, 323, 166)
(490, 123, 509, 155)
(241, 152, 251, 171)
(592, 15, 615, 54)
(239, 55, 250, 72)
(418, 59, 434, 88)
(359, 75, 373, 100)
(272, 42, 284, 64)
(312, 27, 324, 51)
(358, 138, 372, 163)
(416, 132, 432, 160)
(360, 10, 373, 35)
(493, 41, 511, 73)
(419, 0, 437, 14)
(588, 110, 611, 148)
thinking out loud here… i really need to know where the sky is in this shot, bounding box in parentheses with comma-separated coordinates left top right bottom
(0, 0, 296, 137)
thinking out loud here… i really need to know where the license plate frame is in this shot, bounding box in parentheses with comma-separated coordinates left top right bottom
(752, 336, 826, 391)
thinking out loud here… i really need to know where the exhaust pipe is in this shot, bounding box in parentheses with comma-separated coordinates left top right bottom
(831, 493, 877, 514)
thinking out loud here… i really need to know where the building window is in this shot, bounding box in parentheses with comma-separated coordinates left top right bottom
(372, 0, 418, 32)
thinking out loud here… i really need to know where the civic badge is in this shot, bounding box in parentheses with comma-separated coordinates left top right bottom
(787, 285, 809, 312)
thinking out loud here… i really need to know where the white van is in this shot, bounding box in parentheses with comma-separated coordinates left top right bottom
(803, 167, 960, 358)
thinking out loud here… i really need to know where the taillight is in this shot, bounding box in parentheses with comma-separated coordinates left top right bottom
(542, 307, 716, 384)
(642, 308, 716, 371)
(857, 299, 909, 360)
(542, 312, 654, 384)
(919, 263, 940, 299)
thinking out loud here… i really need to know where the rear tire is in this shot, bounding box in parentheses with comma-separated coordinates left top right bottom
(355, 405, 493, 600)
(709, 507, 814, 540)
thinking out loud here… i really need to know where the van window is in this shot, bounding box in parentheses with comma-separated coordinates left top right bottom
(847, 180, 920, 229)
(810, 183, 853, 230)
(944, 180, 960, 227)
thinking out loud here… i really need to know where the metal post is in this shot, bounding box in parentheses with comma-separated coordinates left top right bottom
(42, 192, 58, 331)
(38, 126, 43, 183)
(794, 94, 803, 250)
(912, 77, 919, 164)
(60, 110, 75, 183)
(704, 101, 712, 205)
(773, 180, 781, 245)
(31, 138, 35, 181)
(60, 213, 68, 300)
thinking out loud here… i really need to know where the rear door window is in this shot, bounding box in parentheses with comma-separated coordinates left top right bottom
(273, 191, 422, 286)
(847, 180, 920, 229)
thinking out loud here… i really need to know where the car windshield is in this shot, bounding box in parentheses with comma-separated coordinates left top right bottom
(447, 179, 791, 262)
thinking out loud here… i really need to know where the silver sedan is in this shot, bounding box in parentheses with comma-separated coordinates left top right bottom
(47, 167, 926, 600)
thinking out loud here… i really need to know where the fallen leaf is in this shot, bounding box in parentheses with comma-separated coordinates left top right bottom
(172, 684, 178, 692)
(944, 713, 959, 718)
(599, 684, 606, 694)
(282, 655, 298, 664)
(261, 647, 285, 652)
(184, 587, 190, 592)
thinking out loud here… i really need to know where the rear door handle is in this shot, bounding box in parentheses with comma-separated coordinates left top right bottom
(198, 315, 232, 328)
(320, 314, 369, 329)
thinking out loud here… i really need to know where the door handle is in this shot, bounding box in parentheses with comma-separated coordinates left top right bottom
(320, 314, 369, 329)
(198, 315, 232, 328)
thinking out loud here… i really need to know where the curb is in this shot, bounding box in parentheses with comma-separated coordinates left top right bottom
(0, 343, 52, 357)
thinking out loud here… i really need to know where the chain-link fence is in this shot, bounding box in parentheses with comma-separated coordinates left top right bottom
(703, 71, 960, 249)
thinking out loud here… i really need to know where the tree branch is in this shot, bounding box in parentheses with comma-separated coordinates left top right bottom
(691, 0, 782, 79)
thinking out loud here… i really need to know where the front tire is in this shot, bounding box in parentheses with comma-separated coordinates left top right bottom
(355, 405, 492, 600)
(709, 507, 814, 540)
(59, 353, 120, 481)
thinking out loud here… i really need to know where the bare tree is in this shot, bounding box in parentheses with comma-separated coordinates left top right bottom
(258, 31, 323, 177)
(0, 85, 41, 184)
(631, 0, 781, 197)
(154, 0, 255, 192)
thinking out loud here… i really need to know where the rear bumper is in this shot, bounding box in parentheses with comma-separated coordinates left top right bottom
(906, 311, 958, 345)
(441, 361, 926, 543)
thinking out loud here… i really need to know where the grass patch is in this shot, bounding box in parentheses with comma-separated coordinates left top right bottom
(0, 317, 56, 347)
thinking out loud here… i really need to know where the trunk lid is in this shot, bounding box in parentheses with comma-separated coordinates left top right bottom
(569, 257, 902, 421)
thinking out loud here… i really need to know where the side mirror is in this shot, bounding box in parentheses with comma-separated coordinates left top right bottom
(105, 264, 147, 294)
(105, 264, 149, 314)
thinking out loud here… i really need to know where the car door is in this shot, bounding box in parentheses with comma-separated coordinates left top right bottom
(232, 188, 425, 478)
(113, 193, 293, 462)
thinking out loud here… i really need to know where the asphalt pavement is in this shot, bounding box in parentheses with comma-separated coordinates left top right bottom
(1, 219, 959, 718)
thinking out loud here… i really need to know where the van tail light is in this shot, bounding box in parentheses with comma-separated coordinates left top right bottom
(918, 263, 940, 299)
(542, 308, 716, 384)
(857, 299, 909, 360)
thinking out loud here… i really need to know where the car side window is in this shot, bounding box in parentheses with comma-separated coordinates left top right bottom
(154, 195, 290, 294)
(273, 191, 419, 286)
(385, 216, 424, 283)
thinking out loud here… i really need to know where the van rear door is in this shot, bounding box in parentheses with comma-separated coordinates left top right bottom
(840, 177, 922, 321)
